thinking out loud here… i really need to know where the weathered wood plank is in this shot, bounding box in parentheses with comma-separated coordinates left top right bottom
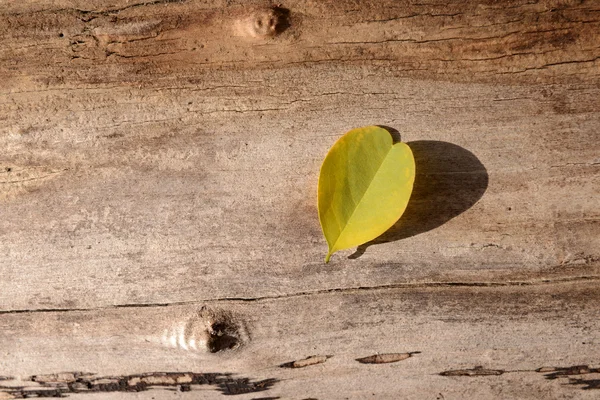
(1, 64, 598, 310)
(1, 0, 599, 398)
(1, 0, 599, 88)
(1, 281, 599, 398)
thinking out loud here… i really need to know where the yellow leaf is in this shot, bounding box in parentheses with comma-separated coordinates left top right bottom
(318, 126, 415, 262)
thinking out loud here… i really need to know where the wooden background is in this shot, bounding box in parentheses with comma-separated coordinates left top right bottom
(1, 0, 599, 398)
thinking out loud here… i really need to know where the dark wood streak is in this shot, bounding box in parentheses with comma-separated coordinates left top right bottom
(0, 372, 278, 398)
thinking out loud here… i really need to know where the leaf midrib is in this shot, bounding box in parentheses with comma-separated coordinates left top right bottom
(330, 143, 393, 253)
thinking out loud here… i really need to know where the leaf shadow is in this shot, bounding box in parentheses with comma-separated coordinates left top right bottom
(349, 139, 488, 259)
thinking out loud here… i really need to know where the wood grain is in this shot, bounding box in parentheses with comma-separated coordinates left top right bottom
(1, 0, 599, 398)
(1, 0, 599, 88)
(1, 281, 599, 398)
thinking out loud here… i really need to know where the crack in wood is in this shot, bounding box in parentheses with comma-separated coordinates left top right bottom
(356, 352, 420, 364)
(440, 366, 506, 377)
(440, 364, 600, 389)
(0, 275, 599, 315)
(568, 378, 600, 390)
(279, 355, 331, 369)
(0, 372, 277, 398)
(538, 365, 600, 379)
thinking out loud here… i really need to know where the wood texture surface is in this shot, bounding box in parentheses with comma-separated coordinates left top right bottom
(1, 0, 599, 398)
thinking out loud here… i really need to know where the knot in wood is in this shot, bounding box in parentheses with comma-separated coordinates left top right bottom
(245, 7, 283, 38)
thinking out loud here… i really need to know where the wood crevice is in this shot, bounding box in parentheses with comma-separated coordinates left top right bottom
(0, 274, 598, 315)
